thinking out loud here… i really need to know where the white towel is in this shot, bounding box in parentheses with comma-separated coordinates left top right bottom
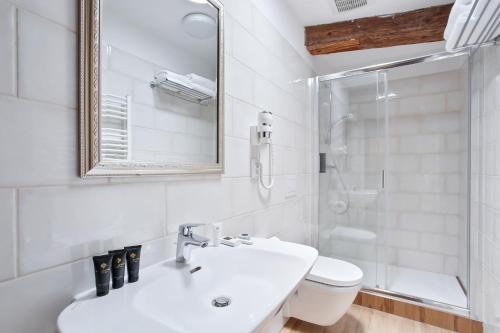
(154, 70, 216, 98)
(191, 83, 216, 97)
(155, 70, 190, 86)
(187, 73, 217, 91)
(446, 12, 469, 51)
(444, 0, 473, 40)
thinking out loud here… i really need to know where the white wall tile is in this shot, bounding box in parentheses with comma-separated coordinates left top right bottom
(446, 174, 461, 194)
(419, 71, 459, 94)
(399, 213, 445, 233)
(139, 234, 177, 268)
(224, 95, 234, 137)
(252, 8, 283, 59)
(18, 184, 165, 274)
(254, 74, 279, 113)
(445, 215, 460, 236)
(172, 133, 201, 155)
(399, 174, 446, 193)
(387, 155, 420, 174)
(421, 194, 460, 214)
(8, 0, 77, 30)
(226, 57, 254, 103)
(231, 99, 260, 140)
(165, 179, 232, 233)
(444, 257, 459, 275)
(390, 117, 420, 136)
(102, 70, 134, 97)
(231, 177, 262, 215)
(223, 0, 253, 32)
(420, 233, 458, 256)
(109, 47, 155, 82)
(446, 133, 462, 152)
(388, 193, 420, 211)
(225, 137, 250, 177)
(389, 77, 420, 98)
(18, 11, 76, 108)
(400, 135, 445, 154)
(224, 14, 234, 56)
(446, 91, 465, 112)
(387, 230, 419, 249)
(220, 214, 255, 237)
(0, 189, 15, 281)
(421, 154, 461, 173)
(131, 104, 156, 129)
(233, 22, 270, 78)
(0, 1, 16, 96)
(421, 113, 462, 134)
(253, 205, 284, 238)
(0, 96, 78, 187)
(399, 94, 446, 115)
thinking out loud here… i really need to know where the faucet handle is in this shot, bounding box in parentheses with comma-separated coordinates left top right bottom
(179, 223, 205, 236)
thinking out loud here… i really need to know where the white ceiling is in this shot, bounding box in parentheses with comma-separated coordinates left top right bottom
(285, 0, 454, 27)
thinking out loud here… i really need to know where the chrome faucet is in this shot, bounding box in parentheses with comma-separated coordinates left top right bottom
(176, 223, 209, 263)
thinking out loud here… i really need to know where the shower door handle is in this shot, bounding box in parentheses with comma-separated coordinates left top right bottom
(381, 169, 385, 189)
(319, 153, 326, 173)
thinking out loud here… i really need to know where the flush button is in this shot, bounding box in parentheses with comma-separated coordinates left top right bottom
(212, 296, 231, 307)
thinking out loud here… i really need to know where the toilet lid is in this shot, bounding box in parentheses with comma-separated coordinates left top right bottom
(307, 256, 363, 287)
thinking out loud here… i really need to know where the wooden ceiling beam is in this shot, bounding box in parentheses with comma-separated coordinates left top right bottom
(305, 4, 453, 55)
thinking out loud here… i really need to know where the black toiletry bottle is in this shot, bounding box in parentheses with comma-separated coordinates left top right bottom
(124, 245, 142, 283)
(108, 249, 127, 289)
(92, 254, 113, 297)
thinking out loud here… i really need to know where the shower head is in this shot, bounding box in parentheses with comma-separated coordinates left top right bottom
(344, 113, 355, 121)
(332, 113, 356, 128)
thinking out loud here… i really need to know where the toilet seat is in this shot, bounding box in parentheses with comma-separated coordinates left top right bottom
(307, 256, 363, 287)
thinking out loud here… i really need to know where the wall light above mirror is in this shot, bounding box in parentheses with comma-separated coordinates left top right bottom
(80, 0, 224, 177)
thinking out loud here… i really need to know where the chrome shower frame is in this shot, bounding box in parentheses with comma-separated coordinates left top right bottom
(312, 45, 490, 317)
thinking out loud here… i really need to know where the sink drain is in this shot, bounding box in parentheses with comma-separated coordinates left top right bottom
(212, 296, 231, 307)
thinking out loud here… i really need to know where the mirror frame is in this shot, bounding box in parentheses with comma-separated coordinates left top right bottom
(79, 0, 224, 177)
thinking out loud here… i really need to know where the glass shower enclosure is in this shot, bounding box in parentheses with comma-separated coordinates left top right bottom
(316, 51, 470, 312)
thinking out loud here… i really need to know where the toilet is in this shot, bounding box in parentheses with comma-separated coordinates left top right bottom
(285, 256, 363, 326)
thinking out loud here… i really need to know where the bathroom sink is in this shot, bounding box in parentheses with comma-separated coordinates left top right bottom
(57, 238, 318, 333)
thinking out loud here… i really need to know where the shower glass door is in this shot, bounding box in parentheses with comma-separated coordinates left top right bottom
(318, 71, 388, 289)
(317, 53, 470, 310)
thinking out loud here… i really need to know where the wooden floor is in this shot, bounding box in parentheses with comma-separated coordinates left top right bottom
(280, 305, 456, 333)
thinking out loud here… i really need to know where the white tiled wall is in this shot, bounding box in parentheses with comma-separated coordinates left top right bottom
(0, 0, 315, 332)
(470, 44, 500, 332)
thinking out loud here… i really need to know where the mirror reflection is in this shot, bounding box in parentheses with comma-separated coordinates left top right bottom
(100, 0, 219, 164)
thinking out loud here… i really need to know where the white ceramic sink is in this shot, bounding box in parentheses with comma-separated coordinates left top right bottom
(57, 238, 318, 333)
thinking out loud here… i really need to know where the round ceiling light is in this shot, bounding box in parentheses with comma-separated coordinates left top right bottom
(182, 13, 216, 39)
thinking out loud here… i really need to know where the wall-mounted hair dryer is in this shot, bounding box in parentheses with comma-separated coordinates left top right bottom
(257, 110, 273, 143)
(251, 111, 274, 189)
